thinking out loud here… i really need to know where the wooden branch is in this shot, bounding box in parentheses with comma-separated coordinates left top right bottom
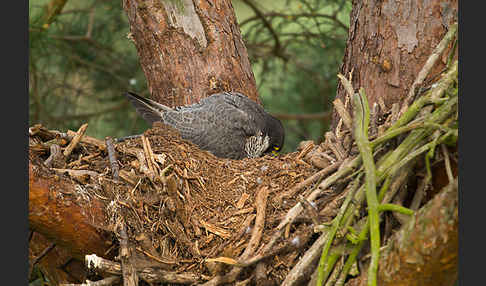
(105, 137, 119, 181)
(85, 254, 200, 284)
(29, 160, 112, 260)
(118, 225, 139, 286)
(63, 123, 88, 157)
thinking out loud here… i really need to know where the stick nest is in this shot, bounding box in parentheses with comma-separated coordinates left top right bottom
(29, 121, 338, 283)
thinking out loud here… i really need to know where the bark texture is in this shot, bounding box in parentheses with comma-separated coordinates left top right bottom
(122, 0, 259, 107)
(331, 0, 458, 129)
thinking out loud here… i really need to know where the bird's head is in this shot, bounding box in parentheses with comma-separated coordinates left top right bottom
(263, 115, 285, 157)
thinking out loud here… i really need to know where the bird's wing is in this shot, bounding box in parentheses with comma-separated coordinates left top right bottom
(124, 92, 173, 125)
(161, 95, 259, 158)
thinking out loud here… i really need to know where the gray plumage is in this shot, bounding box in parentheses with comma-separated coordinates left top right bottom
(124, 91, 285, 159)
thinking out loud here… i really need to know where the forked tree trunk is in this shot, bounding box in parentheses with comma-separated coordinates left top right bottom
(28, 0, 458, 285)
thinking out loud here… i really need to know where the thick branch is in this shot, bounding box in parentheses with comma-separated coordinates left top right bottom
(29, 159, 113, 260)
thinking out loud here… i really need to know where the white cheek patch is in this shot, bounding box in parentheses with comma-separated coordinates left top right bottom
(245, 133, 270, 158)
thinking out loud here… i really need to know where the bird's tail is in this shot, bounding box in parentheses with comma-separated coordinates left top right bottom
(124, 92, 173, 125)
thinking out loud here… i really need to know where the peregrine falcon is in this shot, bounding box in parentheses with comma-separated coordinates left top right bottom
(124, 91, 285, 159)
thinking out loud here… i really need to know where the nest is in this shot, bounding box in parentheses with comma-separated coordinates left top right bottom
(29, 120, 344, 284)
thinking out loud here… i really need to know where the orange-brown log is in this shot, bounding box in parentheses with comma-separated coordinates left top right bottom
(29, 159, 113, 260)
(29, 231, 87, 285)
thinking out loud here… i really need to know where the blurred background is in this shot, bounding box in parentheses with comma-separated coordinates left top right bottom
(29, 0, 351, 154)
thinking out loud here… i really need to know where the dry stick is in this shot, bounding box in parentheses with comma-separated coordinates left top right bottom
(298, 195, 321, 226)
(119, 225, 139, 286)
(441, 144, 455, 184)
(105, 137, 119, 181)
(63, 123, 88, 157)
(85, 254, 199, 284)
(60, 276, 120, 286)
(44, 144, 62, 167)
(141, 135, 156, 176)
(66, 129, 106, 150)
(200, 187, 269, 286)
(52, 168, 100, 178)
(233, 229, 313, 268)
(281, 232, 330, 286)
(333, 98, 353, 132)
(399, 22, 458, 116)
(278, 160, 342, 200)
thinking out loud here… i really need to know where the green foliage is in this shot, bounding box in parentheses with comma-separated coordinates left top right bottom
(235, 0, 350, 152)
(29, 0, 351, 152)
(29, 0, 148, 139)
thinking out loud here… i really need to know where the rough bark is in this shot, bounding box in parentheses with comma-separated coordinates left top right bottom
(347, 179, 458, 286)
(331, 0, 458, 129)
(122, 0, 259, 106)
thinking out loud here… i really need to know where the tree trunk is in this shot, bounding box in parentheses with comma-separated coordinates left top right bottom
(122, 0, 259, 106)
(331, 0, 458, 130)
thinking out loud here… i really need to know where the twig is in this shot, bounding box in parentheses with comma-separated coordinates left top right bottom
(378, 204, 413, 215)
(277, 160, 341, 200)
(298, 195, 320, 226)
(281, 232, 329, 286)
(141, 135, 157, 176)
(63, 123, 88, 157)
(44, 144, 62, 167)
(333, 98, 353, 132)
(105, 137, 120, 181)
(85, 254, 199, 284)
(66, 130, 106, 150)
(324, 255, 344, 286)
(119, 225, 139, 286)
(201, 187, 269, 286)
(115, 134, 143, 143)
(441, 144, 455, 184)
(52, 168, 100, 178)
